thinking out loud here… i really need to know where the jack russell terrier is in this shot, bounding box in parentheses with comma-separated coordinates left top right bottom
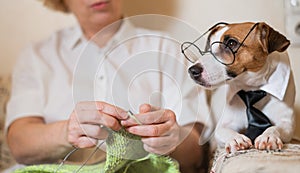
(181, 22, 295, 153)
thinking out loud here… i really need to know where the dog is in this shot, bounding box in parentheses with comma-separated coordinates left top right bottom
(183, 22, 295, 153)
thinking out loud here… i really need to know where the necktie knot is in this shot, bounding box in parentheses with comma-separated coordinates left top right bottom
(237, 90, 267, 107)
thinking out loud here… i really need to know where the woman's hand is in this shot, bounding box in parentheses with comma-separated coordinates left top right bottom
(67, 101, 128, 148)
(121, 104, 180, 155)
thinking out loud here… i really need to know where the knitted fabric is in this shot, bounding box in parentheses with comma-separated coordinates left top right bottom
(14, 127, 180, 173)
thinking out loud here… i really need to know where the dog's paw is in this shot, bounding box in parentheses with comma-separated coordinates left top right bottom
(254, 134, 283, 150)
(225, 134, 252, 153)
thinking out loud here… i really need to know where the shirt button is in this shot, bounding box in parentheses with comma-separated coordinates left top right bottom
(98, 76, 104, 80)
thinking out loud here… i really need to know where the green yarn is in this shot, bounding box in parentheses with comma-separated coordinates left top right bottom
(104, 127, 148, 172)
(14, 127, 180, 173)
(13, 162, 106, 173)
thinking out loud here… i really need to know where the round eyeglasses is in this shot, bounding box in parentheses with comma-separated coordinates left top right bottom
(181, 22, 258, 66)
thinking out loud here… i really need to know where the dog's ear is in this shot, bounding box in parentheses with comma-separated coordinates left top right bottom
(258, 22, 290, 53)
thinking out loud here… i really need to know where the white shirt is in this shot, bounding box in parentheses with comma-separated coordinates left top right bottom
(208, 52, 295, 148)
(6, 19, 211, 134)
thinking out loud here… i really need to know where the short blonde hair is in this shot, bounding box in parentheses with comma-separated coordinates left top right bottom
(42, 0, 69, 13)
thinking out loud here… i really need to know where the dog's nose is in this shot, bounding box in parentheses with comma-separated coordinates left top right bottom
(188, 64, 203, 78)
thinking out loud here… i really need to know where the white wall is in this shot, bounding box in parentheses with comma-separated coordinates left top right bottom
(0, 0, 76, 75)
(1, 0, 300, 136)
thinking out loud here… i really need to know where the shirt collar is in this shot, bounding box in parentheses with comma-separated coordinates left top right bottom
(104, 18, 137, 49)
(65, 18, 137, 51)
(66, 23, 84, 49)
(226, 52, 291, 102)
(64, 23, 85, 50)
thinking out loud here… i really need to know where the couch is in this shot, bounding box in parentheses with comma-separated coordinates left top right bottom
(210, 143, 300, 173)
(1, 74, 300, 173)
(0, 75, 16, 171)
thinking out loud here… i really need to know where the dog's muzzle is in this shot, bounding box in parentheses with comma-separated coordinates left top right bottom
(188, 63, 203, 80)
(188, 63, 211, 87)
(187, 53, 229, 88)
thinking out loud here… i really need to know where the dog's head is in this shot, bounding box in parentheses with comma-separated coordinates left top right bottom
(184, 22, 290, 89)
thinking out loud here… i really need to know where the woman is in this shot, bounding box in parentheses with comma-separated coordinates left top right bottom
(5, 0, 210, 172)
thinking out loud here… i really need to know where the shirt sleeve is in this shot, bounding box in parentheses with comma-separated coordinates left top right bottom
(5, 44, 46, 131)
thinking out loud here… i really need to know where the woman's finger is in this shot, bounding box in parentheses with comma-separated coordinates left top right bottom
(122, 109, 175, 126)
(74, 110, 122, 130)
(75, 101, 128, 120)
(78, 124, 108, 139)
(139, 104, 160, 113)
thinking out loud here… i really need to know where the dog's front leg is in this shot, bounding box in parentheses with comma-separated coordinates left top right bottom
(254, 126, 284, 150)
(254, 107, 294, 150)
(215, 127, 252, 153)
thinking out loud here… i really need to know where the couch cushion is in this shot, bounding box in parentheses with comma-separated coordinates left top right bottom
(0, 75, 16, 170)
(210, 144, 300, 173)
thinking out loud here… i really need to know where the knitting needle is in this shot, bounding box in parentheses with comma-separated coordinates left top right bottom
(56, 110, 140, 172)
(127, 110, 142, 125)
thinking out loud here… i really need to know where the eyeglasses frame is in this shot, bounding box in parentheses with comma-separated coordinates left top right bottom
(181, 22, 259, 65)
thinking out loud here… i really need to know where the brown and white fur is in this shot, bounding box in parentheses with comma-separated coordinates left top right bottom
(188, 22, 295, 153)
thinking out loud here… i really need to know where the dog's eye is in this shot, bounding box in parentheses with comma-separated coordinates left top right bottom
(224, 38, 239, 51)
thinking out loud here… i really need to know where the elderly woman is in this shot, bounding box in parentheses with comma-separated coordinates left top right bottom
(5, 0, 210, 172)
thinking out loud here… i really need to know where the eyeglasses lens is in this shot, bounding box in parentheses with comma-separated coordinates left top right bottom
(210, 42, 235, 65)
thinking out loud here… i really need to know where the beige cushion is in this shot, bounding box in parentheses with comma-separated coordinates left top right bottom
(210, 144, 300, 173)
(0, 75, 16, 170)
